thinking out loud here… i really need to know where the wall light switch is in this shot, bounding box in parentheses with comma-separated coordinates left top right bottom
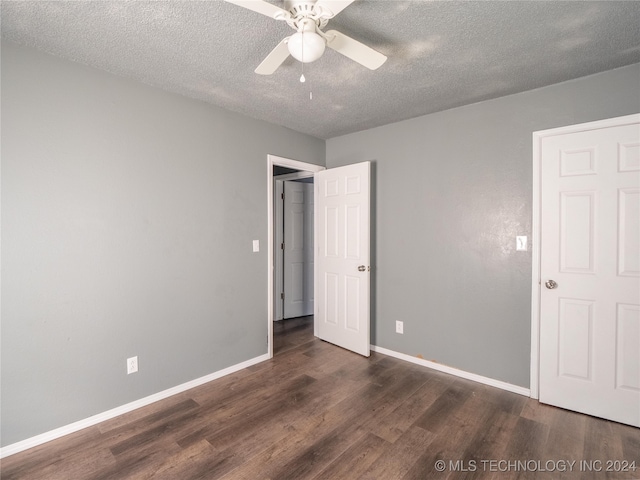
(253, 240, 260, 252)
(516, 236, 527, 251)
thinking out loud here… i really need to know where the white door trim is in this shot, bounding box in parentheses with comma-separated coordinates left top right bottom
(275, 171, 315, 181)
(267, 155, 325, 358)
(530, 113, 640, 399)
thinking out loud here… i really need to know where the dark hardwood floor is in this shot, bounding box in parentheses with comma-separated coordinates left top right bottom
(2, 316, 639, 479)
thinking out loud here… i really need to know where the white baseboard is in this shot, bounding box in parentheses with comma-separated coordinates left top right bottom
(371, 345, 531, 397)
(0, 353, 270, 459)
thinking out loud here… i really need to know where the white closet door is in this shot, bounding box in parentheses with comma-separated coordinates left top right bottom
(539, 117, 640, 426)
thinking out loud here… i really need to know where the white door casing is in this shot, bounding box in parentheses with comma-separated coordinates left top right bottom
(283, 181, 314, 318)
(315, 161, 371, 357)
(303, 183, 315, 315)
(535, 115, 640, 426)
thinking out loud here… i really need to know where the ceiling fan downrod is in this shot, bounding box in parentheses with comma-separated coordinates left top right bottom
(276, 1, 331, 31)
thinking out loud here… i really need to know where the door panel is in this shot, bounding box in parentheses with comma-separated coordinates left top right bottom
(283, 181, 314, 318)
(616, 304, 640, 391)
(619, 188, 640, 276)
(315, 162, 370, 357)
(560, 192, 595, 273)
(557, 298, 593, 380)
(539, 119, 640, 426)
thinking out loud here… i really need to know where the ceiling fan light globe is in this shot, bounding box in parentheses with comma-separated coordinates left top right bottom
(288, 31, 326, 63)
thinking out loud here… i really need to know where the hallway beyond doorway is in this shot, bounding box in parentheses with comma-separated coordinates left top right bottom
(273, 315, 313, 356)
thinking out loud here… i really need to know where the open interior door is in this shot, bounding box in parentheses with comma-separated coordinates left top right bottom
(315, 161, 370, 357)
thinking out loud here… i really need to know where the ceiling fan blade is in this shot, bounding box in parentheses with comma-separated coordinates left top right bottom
(314, 0, 355, 17)
(325, 30, 387, 70)
(255, 37, 291, 75)
(224, 0, 288, 19)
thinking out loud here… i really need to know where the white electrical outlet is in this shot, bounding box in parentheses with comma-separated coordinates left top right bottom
(253, 240, 260, 252)
(127, 356, 138, 375)
(396, 321, 404, 334)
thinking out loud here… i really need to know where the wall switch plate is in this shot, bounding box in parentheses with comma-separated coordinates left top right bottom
(127, 356, 138, 375)
(396, 321, 404, 334)
(253, 240, 259, 252)
(516, 236, 527, 251)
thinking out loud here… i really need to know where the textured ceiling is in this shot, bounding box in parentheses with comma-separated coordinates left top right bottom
(2, 1, 640, 139)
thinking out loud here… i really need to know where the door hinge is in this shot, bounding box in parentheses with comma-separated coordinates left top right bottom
(281, 193, 284, 200)
(281, 242, 285, 250)
(280, 292, 285, 300)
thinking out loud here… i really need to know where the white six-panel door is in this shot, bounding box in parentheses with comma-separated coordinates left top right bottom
(315, 162, 370, 357)
(538, 116, 640, 426)
(284, 181, 314, 318)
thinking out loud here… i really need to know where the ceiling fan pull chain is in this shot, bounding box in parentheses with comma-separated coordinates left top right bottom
(299, 33, 312, 99)
(300, 34, 306, 83)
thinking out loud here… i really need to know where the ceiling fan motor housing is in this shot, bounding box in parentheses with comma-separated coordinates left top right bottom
(287, 19, 326, 63)
(284, 1, 330, 30)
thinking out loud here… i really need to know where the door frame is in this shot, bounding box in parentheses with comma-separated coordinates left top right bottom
(267, 154, 325, 358)
(530, 113, 640, 399)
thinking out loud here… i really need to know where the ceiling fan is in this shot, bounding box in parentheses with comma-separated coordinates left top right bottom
(224, 0, 387, 75)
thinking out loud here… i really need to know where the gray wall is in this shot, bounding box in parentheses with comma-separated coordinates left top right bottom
(326, 63, 640, 388)
(0, 42, 325, 447)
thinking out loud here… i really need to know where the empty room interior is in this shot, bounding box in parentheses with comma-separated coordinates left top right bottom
(1, 1, 640, 478)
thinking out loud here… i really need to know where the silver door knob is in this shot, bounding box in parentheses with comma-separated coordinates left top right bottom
(545, 279, 558, 289)
(358, 265, 366, 272)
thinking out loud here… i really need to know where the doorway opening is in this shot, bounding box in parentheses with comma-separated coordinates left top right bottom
(267, 155, 325, 358)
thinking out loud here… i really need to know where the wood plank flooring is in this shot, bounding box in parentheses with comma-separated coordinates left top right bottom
(2, 316, 639, 479)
